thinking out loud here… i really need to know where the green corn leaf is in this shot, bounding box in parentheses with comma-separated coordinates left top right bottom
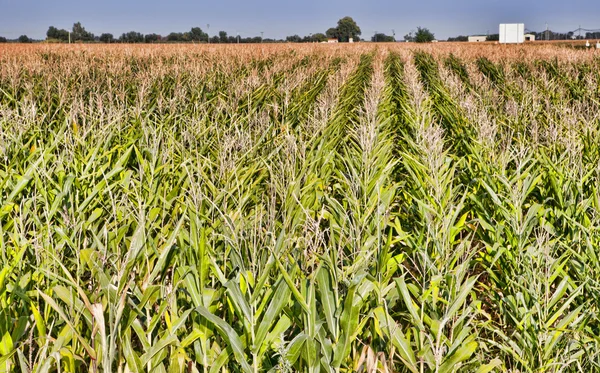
(196, 305, 252, 373)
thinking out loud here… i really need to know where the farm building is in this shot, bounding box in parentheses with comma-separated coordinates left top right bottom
(525, 33, 535, 41)
(499, 23, 525, 44)
(327, 38, 338, 43)
(468, 36, 487, 42)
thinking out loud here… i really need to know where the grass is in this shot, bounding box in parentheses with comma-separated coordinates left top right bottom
(1, 42, 600, 372)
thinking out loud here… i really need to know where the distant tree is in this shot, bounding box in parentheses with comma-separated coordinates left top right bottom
(47, 26, 70, 42)
(404, 30, 415, 42)
(486, 34, 499, 41)
(144, 33, 161, 43)
(447, 35, 468, 42)
(286, 34, 301, 43)
(326, 27, 338, 39)
(371, 33, 395, 42)
(210, 35, 220, 43)
(415, 27, 435, 43)
(326, 17, 361, 42)
(46, 26, 59, 39)
(0, 36, 7, 43)
(336, 16, 361, 42)
(72, 22, 94, 42)
(312, 33, 327, 42)
(219, 31, 228, 43)
(167, 32, 185, 42)
(18, 35, 32, 43)
(189, 27, 207, 42)
(587, 32, 600, 39)
(99, 33, 114, 43)
(120, 31, 144, 43)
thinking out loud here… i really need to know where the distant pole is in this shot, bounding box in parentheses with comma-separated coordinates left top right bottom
(237, 32, 240, 44)
(546, 23, 549, 41)
(68, 32, 71, 44)
(392, 29, 396, 41)
(261, 31, 264, 43)
(207, 24, 210, 43)
(374, 30, 377, 42)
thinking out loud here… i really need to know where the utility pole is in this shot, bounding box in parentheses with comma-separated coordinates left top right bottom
(374, 30, 378, 42)
(207, 24, 210, 43)
(68, 31, 71, 44)
(392, 29, 396, 41)
(546, 23, 549, 41)
(261, 31, 264, 43)
(237, 31, 240, 44)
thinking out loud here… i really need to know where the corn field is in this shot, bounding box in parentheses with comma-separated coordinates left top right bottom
(1, 43, 600, 372)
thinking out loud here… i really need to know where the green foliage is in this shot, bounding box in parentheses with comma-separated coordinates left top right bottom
(47, 26, 70, 42)
(326, 16, 362, 42)
(119, 31, 144, 43)
(1, 43, 599, 373)
(447, 35, 469, 42)
(99, 33, 114, 43)
(72, 22, 94, 42)
(372, 33, 396, 42)
(415, 26, 435, 43)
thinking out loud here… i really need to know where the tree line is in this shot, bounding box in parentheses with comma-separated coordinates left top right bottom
(42, 18, 369, 44)
(0, 18, 441, 44)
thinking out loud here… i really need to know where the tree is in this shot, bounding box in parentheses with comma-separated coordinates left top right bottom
(336, 16, 361, 42)
(326, 17, 361, 42)
(99, 33, 114, 43)
(486, 34, 499, 41)
(286, 35, 301, 43)
(0, 36, 7, 43)
(18, 35, 31, 43)
(372, 33, 395, 42)
(144, 33, 161, 43)
(189, 27, 207, 42)
(219, 31, 228, 43)
(72, 22, 94, 42)
(311, 33, 326, 42)
(326, 27, 338, 39)
(404, 30, 415, 42)
(167, 32, 185, 42)
(47, 26, 69, 42)
(210, 35, 220, 43)
(415, 27, 435, 43)
(447, 35, 468, 42)
(120, 31, 144, 43)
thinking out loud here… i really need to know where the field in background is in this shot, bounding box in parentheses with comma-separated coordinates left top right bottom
(1, 43, 600, 372)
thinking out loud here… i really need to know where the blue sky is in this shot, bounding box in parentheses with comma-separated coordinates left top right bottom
(0, 0, 598, 40)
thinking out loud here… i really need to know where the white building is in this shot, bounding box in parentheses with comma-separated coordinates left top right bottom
(525, 33, 535, 41)
(468, 35, 487, 42)
(499, 23, 525, 44)
(327, 38, 338, 44)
